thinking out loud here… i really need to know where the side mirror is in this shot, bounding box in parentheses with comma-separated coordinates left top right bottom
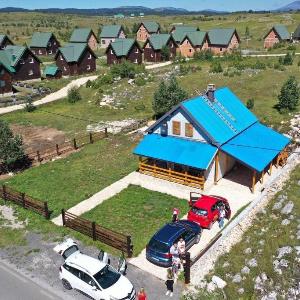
(98, 250, 109, 264)
(117, 254, 127, 275)
(92, 285, 97, 291)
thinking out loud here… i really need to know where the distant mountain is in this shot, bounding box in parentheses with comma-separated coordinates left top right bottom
(275, 1, 300, 11)
(0, 6, 226, 16)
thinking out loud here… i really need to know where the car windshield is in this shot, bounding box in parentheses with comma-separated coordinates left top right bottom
(191, 207, 208, 216)
(148, 238, 169, 253)
(94, 265, 121, 289)
(63, 245, 79, 259)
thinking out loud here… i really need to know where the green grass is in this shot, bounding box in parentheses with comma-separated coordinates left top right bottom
(190, 165, 300, 299)
(0, 134, 139, 217)
(82, 185, 189, 256)
(0, 227, 27, 248)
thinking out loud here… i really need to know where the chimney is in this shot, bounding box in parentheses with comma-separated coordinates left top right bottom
(206, 84, 216, 102)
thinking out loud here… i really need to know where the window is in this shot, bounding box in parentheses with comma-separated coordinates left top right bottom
(94, 265, 121, 289)
(20, 59, 25, 65)
(189, 49, 192, 53)
(150, 54, 154, 58)
(63, 66, 67, 71)
(88, 54, 92, 59)
(0, 80, 5, 88)
(81, 272, 97, 287)
(171, 43, 174, 48)
(28, 70, 33, 76)
(185, 123, 193, 137)
(39, 50, 42, 54)
(63, 264, 81, 278)
(29, 58, 34, 64)
(172, 121, 181, 135)
(135, 48, 139, 53)
(110, 49, 113, 54)
(0, 69, 4, 75)
(102, 40, 106, 44)
(53, 41, 56, 45)
(134, 58, 138, 64)
(48, 42, 52, 47)
(87, 65, 91, 70)
(220, 48, 223, 52)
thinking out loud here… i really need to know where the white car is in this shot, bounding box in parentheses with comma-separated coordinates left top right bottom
(54, 239, 136, 300)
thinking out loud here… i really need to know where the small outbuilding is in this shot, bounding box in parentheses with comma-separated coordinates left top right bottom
(106, 38, 143, 65)
(264, 25, 290, 48)
(100, 25, 127, 48)
(70, 28, 99, 51)
(29, 32, 60, 56)
(143, 34, 177, 62)
(0, 34, 14, 50)
(136, 21, 160, 42)
(43, 65, 62, 79)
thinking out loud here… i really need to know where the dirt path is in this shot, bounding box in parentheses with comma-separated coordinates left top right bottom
(0, 75, 98, 116)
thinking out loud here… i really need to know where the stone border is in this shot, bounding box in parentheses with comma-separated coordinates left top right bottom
(190, 148, 300, 285)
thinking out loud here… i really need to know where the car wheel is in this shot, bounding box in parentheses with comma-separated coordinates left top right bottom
(62, 279, 72, 290)
(195, 233, 201, 244)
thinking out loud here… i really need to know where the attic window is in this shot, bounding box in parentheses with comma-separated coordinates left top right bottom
(220, 48, 223, 52)
(172, 121, 181, 135)
(60, 55, 64, 61)
(171, 43, 174, 48)
(29, 58, 34, 64)
(39, 50, 42, 54)
(49, 50, 52, 55)
(135, 48, 139, 53)
(185, 123, 193, 138)
(20, 59, 25, 65)
(110, 50, 113, 55)
(88, 54, 92, 59)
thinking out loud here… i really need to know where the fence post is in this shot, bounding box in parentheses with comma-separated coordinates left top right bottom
(56, 144, 60, 156)
(21, 192, 26, 208)
(89, 132, 94, 144)
(37, 151, 41, 163)
(104, 128, 108, 137)
(44, 202, 50, 220)
(92, 222, 96, 241)
(73, 138, 77, 150)
(61, 209, 66, 226)
(126, 236, 133, 258)
(184, 251, 191, 284)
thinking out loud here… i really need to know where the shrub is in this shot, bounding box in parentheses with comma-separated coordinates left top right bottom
(246, 98, 255, 109)
(277, 76, 300, 111)
(67, 86, 82, 103)
(86, 80, 92, 88)
(98, 74, 113, 85)
(110, 61, 137, 79)
(281, 52, 293, 65)
(194, 50, 213, 61)
(161, 45, 170, 61)
(287, 44, 296, 51)
(135, 77, 146, 86)
(24, 95, 36, 112)
(210, 61, 223, 73)
(253, 60, 266, 70)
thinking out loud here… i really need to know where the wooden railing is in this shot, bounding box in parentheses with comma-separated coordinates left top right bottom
(139, 162, 205, 190)
(61, 210, 133, 257)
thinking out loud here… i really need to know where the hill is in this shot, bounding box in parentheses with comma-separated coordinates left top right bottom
(276, 1, 300, 11)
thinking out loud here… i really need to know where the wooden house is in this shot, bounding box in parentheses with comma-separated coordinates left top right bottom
(143, 34, 177, 62)
(179, 31, 209, 57)
(264, 25, 290, 48)
(106, 39, 143, 65)
(55, 43, 97, 76)
(43, 65, 62, 80)
(29, 32, 60, 56)
(100, 25, 126, 48)
(207, 28, 240, 54)
(0, 34, 14, 50)
(293, 24, 300, 41)
(70, 28, 99, 51)
(0, 45, 41, 81)
(170, 25, 199, 44)
(0, 62, 13, 94)
(136, 21, 160, 42)
(133, 85, 289, 193)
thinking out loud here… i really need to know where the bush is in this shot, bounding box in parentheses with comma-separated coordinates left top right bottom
(24, 95, 36, 112)
(98, 74, 113, 85)
(253, 60, 266, 70)
(111, 61, 138, 79)
(280, 52, 293, 65)
(86, 80, 92, 88)
(274, 63, 285, 71)
(277, 76, 300, 111)
(246, 98, 255, 109)
(135, 77, 146, 86)
(194, 50, 213, 61)
(210, 61, 223, 73)
(287, 44, 296, 51)
(67, 86, 82, 103)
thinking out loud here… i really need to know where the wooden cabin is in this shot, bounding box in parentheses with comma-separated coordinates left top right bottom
(55, 43, 97, 76)
(0, 63, 13, 94)
(264, 25, 290, 48)
(0, 34, 14, 50)
(100, 25, 126, 48)
(29, 32, 60, 56)
(70, 28, 99, 51)
(106, 39, 143, 65)
(179, 31, 209, 57)
(136, 21, 160, 42)
(143, 34, 177, 62)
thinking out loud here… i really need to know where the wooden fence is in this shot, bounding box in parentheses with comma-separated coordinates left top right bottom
(61, 210, 133, 257)
(27, 130, 108, 165)
(0, 185, 50, 219)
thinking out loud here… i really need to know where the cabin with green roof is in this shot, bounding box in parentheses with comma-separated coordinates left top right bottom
(207, 28, 240, 54)
(0, 45, 41, 81)
(43, 65, 62, 80)
(170, 25, 199, 43)
(0, 34, 14, 50)
(106, 38, 143, 65)
(55, 43, 97, 76)
(143, 34, 177, 62)
(179, 31, 209, 57)
(99, 25, 126, 48)
(29, 32, 60, 56)
(264, 25, 291, 48)
(70, 28, 99, 51)
(136, 21, 161, 42)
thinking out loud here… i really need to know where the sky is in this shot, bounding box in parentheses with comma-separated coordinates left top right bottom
(0, 0, 295, 11)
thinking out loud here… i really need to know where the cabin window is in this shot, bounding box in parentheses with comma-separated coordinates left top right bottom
(63, 66, 67, 71)
(29, 58, 34, 64)
(53, 41, 56, 45)
(102, 40, 106, 44)
(135, 48, 139, 53)
(171, 43, 174, 48)
(172, 121, 181, 135)
(49, 50, 52, 55)
(60, 55, 64, 61)
(28, 70, 33, 76)
(110, 50, 113, 54)
(185, 123, 193, 137)
(220, 48, 223, 52)
(39, 50, 42, 54)
(134, 58, 138, 64)
(48, 42, 52, 47)
(189, 49, 192, 53)
(88, 54, 92, 59)
(151, 54, 154, 58)
(0, 69, 4, 75)
(87, 65, 91, 70)
(0, 80, 5, 87)
(20, 59, 25, 65)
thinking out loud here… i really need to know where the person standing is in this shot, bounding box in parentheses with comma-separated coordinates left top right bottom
(218, 205, 226, 228)
(172, 208, 179, 222)
(165, 268, 174, 297)
(137, 287, 147, 300)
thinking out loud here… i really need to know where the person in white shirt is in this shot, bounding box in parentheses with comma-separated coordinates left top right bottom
(218, 205, 226, 228)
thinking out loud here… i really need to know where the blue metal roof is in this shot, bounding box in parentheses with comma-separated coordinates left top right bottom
(221, 122, 290, 172)
(133, 134, 217, 170)
(182, 87, 258, 146)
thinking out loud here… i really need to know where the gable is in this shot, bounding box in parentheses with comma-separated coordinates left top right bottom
(139, 22, 160, 33)
(107, 39, 140, 57)
(30, 32, 53, 48)
(208, 29, 239, 46)
(70, 28, 98, 43)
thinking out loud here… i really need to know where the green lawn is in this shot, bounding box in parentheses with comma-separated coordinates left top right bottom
(83, 185, 189, 256)
(0, 134, 139, 217)
(0, 227, 26, 248)
(185, 165, 300, 299)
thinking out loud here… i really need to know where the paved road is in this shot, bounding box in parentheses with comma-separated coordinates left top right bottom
(0, 259, 74, 300)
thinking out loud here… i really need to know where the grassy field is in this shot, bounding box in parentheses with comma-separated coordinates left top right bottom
(1, 11, 300, 51)
(184, 165, 300, 299)
(83, 185, 189, 256)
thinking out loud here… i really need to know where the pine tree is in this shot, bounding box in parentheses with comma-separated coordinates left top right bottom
(161, 45, 170, 61)
(278, 76, 300, 111)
